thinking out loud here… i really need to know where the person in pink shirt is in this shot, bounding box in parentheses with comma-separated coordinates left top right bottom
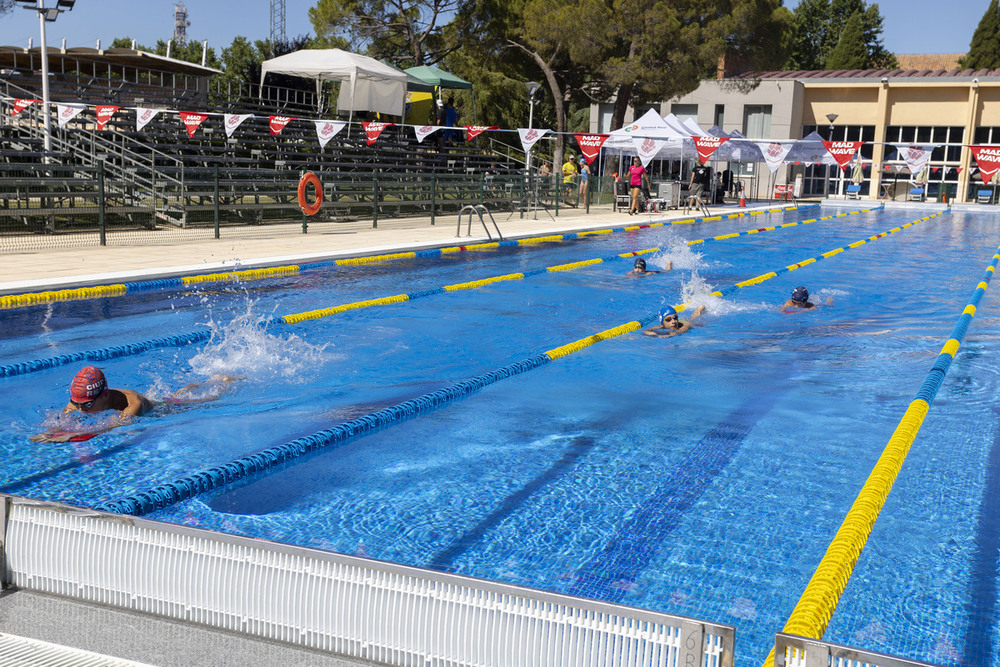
(627, 157, 651, 215)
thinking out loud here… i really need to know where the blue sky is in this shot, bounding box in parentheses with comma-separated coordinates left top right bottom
(0, 0, 992, 56)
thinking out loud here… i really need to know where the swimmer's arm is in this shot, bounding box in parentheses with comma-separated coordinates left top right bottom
(686, 304, 707, 321)
(664, 261, 672, 272)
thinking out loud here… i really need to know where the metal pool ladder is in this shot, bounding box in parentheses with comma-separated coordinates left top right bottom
(457, 204, 504, 240)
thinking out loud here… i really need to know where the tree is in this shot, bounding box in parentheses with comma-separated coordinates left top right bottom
(0, 0, 16, 15)
(784, 0, 897, 71)
(826, 12, 869, 70)
(308, 0, 466, 67)
(961, 0, 1000, 70)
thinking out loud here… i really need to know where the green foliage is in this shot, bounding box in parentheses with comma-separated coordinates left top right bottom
(826, 12, 869, 70)
(308, 0, 465, 67)
(784, 0, 896, 71)
(960, 0, 1000, 70)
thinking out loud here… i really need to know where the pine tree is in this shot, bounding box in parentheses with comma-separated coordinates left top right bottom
(961, 0, 1000, 70)
(826, 12, 870, 70)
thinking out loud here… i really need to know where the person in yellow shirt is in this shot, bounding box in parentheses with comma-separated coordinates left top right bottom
(562, 156, 577, 199)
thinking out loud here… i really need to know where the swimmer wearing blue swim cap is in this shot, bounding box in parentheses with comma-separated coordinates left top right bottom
(783, 286, 831, 312)
(645, 303, 706, 337)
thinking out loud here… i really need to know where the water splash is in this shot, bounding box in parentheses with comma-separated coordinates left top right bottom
(186, 298, 330, 384)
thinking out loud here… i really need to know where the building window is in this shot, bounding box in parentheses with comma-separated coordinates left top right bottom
(714, 104, 725, 129)
(743, 105, 772, 139)
(672, 104, 697, 123)
(597, 104, 615, 133)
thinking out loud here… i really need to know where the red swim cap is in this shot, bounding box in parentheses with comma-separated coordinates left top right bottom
(70, 366, 107, 402)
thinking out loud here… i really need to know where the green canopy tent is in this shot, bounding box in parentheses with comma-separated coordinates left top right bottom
(404, 65, 476, 122)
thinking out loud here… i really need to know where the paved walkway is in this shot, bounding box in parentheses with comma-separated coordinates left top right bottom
(0, 203, 755, 293)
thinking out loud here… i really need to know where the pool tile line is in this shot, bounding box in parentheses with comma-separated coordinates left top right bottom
(762, 237, 997, 667)
(0, 204, 820, 311)
(0, 206, 866, 378)
(94, 211, 942, 519)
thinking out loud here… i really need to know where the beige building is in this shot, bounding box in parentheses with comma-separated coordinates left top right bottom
(591, 64, 1000, 203)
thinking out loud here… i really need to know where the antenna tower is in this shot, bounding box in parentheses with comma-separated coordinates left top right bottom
(270, 0, 286, 45)
(173, 2, 190, 48)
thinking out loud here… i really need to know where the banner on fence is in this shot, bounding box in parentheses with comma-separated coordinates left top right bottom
(269, 115, 294, 135)
(574, 134, 609, 165)
(136, 107, 162, 131)
(95, 105, 120, 131)
(518, 128, 550, 153)
(316, 120, 347, 148)
(971, 146, 1000, 184)
(56, 103, 86, 128)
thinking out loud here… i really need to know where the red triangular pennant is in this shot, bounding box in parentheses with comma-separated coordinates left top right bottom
(363, 122, 394, 146)
(574, 133, 610, 165)
(465, 125, 498, 141)
(269, 115, 294, 135)
(694, 136, 729, 164)
(11, 99, 40, 116)
(821, 141, 864, 171)
(969, 146, 1000, 184)
(95, 105, 120, 131)
(179, 111, 208, 138)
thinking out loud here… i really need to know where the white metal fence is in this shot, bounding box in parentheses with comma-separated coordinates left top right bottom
(0, 495, 735, 667)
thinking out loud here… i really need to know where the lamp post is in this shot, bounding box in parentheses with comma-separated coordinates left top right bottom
(525, 81, 540, 172)
(826, 113, 839, 197)
(17, 0, 76, 161)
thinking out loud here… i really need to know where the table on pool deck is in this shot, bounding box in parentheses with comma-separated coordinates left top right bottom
(0, 203, 781, 291)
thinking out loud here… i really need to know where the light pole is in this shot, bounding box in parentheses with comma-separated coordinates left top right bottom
(524, 81, 540, 172)
(826, 113, 839, 197)
(17, 0, 76, 161)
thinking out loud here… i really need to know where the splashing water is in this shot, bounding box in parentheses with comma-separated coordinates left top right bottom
(186, 298, 330, 384)
(674, 270, 770, 318)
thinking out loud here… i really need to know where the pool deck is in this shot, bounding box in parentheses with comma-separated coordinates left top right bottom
(2, 201, 796, 293)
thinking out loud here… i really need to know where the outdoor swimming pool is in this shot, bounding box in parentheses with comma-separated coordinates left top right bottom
(3, 204, 998, 667)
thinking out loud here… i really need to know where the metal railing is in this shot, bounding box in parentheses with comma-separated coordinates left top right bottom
(0, 164, 583, 252)
(774, 633, 944, 667)
(1, 494, 735, 667)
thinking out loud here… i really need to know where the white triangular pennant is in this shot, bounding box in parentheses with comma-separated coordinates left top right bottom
(315, 120, 347, 148)
(56, 103, 86, 128)
(224, 113, 253, 138)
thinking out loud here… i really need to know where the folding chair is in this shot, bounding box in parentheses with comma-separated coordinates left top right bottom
(615, 181, 630, 211)
(846, 184, 861, 199)
(907, 187, 925, 202)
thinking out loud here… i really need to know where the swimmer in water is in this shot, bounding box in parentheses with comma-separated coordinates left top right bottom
(627, 256, 670, 276)
(782, 286, 830, 312)
(644, 304, 706, 337)
(31, 366, 237, 442)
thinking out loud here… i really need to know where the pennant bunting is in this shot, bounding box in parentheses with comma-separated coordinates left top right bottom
(821, 141, 864, 171)
(573, 133, 609, 165)
(315, 120, 347, 148)
(894, 143, 936, 176)
(224, 113, 253, 138)
(363, 122, 393, 146)
(135, 107, 162, 131)
(11, 99, 39, 116)
(694, 136, 729, 164)
(413, 125, 443, 144)
(518, 128, 550, 153)
(179, 111, 208, 138)
(465, 125, 497, 141)
(269, 115, 294, 135)
(754, 142, 794, 173)
(633, 136, 665, 168)
(95, 105, 120, 130)
(56, 104, 86, 128)
(970, 146, 1000, 184)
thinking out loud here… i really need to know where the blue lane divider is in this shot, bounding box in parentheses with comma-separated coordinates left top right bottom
(97, 352, 561, 516)
(0, 331, 213, 378)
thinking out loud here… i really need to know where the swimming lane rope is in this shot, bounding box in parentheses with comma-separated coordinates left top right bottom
(0, 204, 814, 310)
(0, 205, 864, 378)
(760, 236, 998, 667)
(96, 210, 944, 517)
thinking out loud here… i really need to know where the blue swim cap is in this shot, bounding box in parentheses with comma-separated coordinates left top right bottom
(634, 257, 646, 270)
(659, 306, 677, 322)
(791, 286, 809, 303)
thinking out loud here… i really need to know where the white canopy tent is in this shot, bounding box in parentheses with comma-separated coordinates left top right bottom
(260, 49, 409, 118)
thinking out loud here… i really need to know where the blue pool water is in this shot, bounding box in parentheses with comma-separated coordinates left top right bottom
(3, 205, 999, 666)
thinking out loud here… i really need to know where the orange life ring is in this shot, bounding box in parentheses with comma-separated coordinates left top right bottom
(297, 172, 323, 216)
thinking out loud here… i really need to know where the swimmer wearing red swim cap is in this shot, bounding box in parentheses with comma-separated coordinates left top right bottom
(65, 366, 153, 418)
